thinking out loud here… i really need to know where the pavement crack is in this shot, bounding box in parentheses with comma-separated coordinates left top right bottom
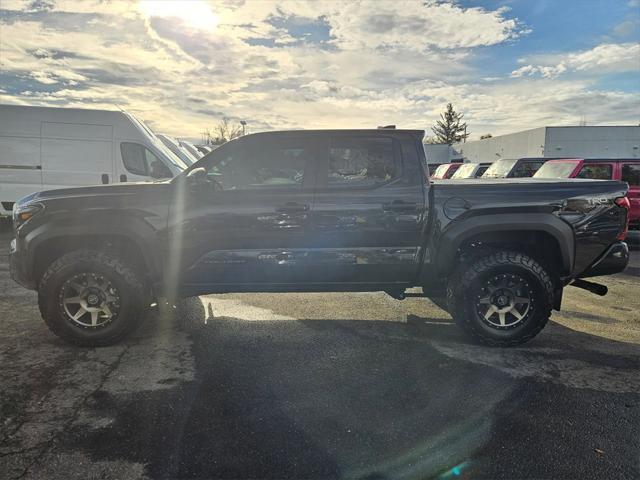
(12, 345, 131, 480)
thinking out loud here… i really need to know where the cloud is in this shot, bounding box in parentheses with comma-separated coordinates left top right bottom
(512, 43, 640, 78)
(0, 1, 636, 140)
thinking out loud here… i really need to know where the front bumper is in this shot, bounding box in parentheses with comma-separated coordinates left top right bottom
(579, 241, 629, 278)
(10, 238, 36, 290)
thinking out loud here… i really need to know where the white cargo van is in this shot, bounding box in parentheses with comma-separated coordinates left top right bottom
(157, 134, 199, 166)
(0, 105, 188, 216)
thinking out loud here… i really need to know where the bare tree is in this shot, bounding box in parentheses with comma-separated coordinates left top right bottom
(211, 119, 244, 145)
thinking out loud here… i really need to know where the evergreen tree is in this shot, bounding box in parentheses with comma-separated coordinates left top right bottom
(431, 103, 469, 145)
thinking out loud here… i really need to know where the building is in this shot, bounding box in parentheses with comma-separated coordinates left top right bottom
(425, 126, 640, 164)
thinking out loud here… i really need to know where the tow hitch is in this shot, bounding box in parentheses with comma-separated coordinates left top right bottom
(570, 279, 608, 296)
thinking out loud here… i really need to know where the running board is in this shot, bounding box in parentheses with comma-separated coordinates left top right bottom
(385, 290, 427, 300)
(570, 279, 608, 296)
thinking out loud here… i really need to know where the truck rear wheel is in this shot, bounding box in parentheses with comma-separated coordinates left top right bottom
(38, 250, 148, 347)
(447, 251, 554, 347)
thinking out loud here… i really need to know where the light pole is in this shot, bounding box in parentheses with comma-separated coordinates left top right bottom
(240, 120, 247, 136)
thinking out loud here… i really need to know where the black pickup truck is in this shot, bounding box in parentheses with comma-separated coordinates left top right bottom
(10, 129, 630, 347)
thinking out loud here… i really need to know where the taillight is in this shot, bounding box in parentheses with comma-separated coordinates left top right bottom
(615, 196, 630, 240)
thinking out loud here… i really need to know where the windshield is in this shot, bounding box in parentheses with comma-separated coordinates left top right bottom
(482, 159, 518, 178)
(534, 161, 580, 178)
(432, 164, 451, 179)
(451, 163, 477, 179)
(126, 114, 188, 170)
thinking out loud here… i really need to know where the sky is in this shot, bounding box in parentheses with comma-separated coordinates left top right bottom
(0, 0, 638, 141)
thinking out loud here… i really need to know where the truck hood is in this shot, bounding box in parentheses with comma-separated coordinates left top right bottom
(17, 181, 170, 207)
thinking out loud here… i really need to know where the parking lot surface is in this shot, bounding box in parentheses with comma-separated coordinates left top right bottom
(1, 227, 639, 480)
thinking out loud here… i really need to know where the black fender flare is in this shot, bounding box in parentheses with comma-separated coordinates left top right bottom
(434, 213, 575, 276)
(24, 212, 163, 285)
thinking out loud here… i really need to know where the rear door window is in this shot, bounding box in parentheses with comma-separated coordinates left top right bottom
(621, 164, 640, 186)
(576, 164, 613, 180)
(327, 137, 398, 187)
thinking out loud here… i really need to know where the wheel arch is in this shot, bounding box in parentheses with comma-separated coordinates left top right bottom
(435, 213, 575, 278)
(28, 219, 162, 289)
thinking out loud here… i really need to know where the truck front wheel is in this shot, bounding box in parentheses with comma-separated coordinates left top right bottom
(447, 251, 554, 347)
(38, 250, 148, 347)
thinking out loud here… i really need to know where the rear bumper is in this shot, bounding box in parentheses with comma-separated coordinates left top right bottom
(9, 238, 36, 290)
(579, 241, 629, 278)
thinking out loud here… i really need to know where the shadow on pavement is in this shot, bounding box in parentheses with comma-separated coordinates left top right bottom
(59, 296, 640, 480)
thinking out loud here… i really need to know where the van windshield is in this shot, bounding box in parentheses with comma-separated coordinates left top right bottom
(482, 159, 517, 178)
(127, 114, 188, 170)
(534, 161, 580, 178)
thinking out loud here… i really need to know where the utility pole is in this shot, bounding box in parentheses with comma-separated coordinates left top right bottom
(240, 120, 247, 136)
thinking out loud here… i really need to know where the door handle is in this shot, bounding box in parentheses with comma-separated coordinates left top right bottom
(101, 174, 109, 184)
(383, 200, 418, 211)
(276, 202, 309, 213)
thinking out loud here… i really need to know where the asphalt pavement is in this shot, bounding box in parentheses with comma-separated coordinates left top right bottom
(0, 226, 638, 480)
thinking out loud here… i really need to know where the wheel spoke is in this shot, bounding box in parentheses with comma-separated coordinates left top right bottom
(498, 312, 506, 326)
(101, 304, 112, 319)
(90, 311, 99, 326)
(64, 296, 82, 305)
(478, 296, 491, 304)
(72, 307, 87, 321)
(513, 296, 530, 305)
(511, 308, 524, 321)
(484, 305, 497, 320)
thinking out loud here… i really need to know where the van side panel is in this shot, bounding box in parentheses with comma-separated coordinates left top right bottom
(41, 122, 114, 188)
(0, 136, 42, 214)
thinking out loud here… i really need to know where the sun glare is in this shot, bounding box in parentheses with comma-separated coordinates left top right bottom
(139, 0, 219, 31)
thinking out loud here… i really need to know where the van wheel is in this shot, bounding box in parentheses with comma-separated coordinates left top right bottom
(38, 250, 148, 347)
(447, 251, 554, 347)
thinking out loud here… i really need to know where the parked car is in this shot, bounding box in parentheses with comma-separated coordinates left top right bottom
(0, 105, 188, 217)
(482, 157, 548, 178)
(450, 162, 492, 179)
(431, 162, 462, 179)
(534, 158, 640, 230)
(179, 139, 204, 159)
(157, 134, 199, 166)
(11, 129, 630, 348)
(426, 163, 443, 177)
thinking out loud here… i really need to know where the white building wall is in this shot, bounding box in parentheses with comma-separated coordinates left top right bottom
(423, 144, 454, 164)
(451, 127, 546, 163)
(544, 126, 640, 158)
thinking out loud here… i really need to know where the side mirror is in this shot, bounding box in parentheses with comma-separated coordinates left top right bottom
(186, 167, 207, 185)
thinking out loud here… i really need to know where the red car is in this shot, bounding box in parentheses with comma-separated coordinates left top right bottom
(534, 158, 640, 230)
(431, 162, 462, 179)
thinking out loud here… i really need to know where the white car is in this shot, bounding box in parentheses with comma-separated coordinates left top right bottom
(0, 105, 187, 217)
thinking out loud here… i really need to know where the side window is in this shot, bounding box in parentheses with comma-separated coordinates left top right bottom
(121, 142, 172, 178)
(621, 164, 640, 186)
(208, 140, 309, 190)
(120, 142, 147, 176)
(576, 164, 612, 180)
(476, 165, 489, 177)
(328, 137, 397, 187)
(513, 161, 543, 177)
(144, 149, 172, 179)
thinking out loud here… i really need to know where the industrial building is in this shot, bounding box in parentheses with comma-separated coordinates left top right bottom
(424, 126, 640, 164)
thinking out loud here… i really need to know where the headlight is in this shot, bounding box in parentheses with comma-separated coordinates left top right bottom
(13, 203, 44, 228)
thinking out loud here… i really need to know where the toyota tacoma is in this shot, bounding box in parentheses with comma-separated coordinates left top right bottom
(10, 129, 631, 347)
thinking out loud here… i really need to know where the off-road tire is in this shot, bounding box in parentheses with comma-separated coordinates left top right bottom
(38, 250, 148, 347)
(447, 251, 554, 347)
